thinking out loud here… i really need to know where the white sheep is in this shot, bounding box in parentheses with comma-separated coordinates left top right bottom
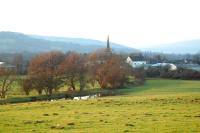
(80, 96, 89, 100)
(73, 97, 81, 100)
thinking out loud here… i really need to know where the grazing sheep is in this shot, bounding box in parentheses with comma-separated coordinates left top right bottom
(80, 96, 89, 100)
(73, 94, 100, 100)
(73, 97, 81, 100)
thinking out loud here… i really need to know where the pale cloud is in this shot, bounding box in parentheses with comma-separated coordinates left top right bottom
(0, 0, 200, 48)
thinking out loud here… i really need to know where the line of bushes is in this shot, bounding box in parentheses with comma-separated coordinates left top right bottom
(0, 89, 122, 105)
(146, 66, 200, 80)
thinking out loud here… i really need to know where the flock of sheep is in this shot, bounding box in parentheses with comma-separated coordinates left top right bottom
(73, 94, 100, 100)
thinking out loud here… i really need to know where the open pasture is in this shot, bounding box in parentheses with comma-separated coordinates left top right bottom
(0, 79, 200, 132)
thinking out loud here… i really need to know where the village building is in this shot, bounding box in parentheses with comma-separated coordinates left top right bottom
(126, 56, 147, 68)
(151, 63, 177, 71)
(0, 61, 15, 69)
(0, 62, 4, 65)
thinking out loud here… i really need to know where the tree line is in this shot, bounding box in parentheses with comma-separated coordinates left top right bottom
(22, 49, 145, 95)
(0, 49, 145, 98)
(146, 66, 200, 80)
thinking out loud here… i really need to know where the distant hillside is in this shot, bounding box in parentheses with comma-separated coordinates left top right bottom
(143, 40, 200, 54)
(0, 31, 138, 53)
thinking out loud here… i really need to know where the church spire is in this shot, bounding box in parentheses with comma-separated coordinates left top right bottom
(107, 35, 110, 49)
(105, 35, 111, 54)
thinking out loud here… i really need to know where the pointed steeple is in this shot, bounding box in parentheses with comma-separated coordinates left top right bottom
(107, 35, 110, 49)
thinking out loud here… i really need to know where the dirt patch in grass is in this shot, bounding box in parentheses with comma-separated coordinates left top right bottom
(67, 122, 75, 126)
(51, 124, 65, 129)
(125, 123, 134, 127)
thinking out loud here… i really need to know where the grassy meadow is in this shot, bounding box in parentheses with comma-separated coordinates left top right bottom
(0, 79, 200, 132)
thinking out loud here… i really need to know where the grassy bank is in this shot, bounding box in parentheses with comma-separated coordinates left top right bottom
(0, 79, 200, 132)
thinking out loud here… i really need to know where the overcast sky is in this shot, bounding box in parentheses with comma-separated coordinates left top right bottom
(0, 0, 200, 48)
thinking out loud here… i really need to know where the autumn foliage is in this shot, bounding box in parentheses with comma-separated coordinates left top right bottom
(21, 49, 143, 96)
(58, 52, 87, 91)
(88, 49, 131, 89)
(26, 51, 65, 95)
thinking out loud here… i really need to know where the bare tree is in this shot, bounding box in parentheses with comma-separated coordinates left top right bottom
(21, 78, 33, 95)
(59, 52, 87, 91)
(28, 51, 64, 95)
(0, 68, 15, 98)
(77, 54, 88, 91)
(88, 49, 132, 89)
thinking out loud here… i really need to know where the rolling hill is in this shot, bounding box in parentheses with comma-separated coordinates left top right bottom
(142, 40, 200, 54)
(1, 31, 199, 54)
(0, 31, 138, 53)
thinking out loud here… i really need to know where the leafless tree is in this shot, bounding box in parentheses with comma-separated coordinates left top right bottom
(0, 68, 16, 98)
(88, 49, 132, 89)
(59, 52, 88, 91)
(27, 51, 64, 95)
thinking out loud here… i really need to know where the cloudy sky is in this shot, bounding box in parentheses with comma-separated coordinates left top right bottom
(0, 0, 200, 48)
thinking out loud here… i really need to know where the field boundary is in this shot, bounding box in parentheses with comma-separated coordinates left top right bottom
(0, 89, 121, 105)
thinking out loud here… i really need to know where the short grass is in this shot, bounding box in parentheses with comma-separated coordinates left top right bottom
(5, 76, 101, 98)
(0, 79, 200, 133)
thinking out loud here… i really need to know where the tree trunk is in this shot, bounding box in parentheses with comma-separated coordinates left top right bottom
(0, 91, 6, 98)
(70, 78, 76, 91)
(79, 74, 85, 92)
(49, 89, 52, 95)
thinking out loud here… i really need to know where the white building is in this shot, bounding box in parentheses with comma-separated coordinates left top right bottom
(0, 62, 4, 65)
(0, 62, 5, 67)
(0, 62, 15, 69)
(152, 63, 177, 71)
(126, 57, 147, 68)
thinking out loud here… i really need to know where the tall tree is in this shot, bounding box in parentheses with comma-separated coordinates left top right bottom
(28, 51, 64, 95)
(59, 52, 87, 91)
(0, 68, 15, 98)
(88, 49, 132, 89)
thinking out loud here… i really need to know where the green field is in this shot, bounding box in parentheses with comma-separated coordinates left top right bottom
(0, 79, 200, 133)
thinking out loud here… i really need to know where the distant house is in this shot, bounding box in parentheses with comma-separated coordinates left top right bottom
(0, 62, 15, 69)
(126, 56, 147, 68)
(126, 57, 133, 64)
(151, 63, 177, 71)
(0, 62, 5, 67)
